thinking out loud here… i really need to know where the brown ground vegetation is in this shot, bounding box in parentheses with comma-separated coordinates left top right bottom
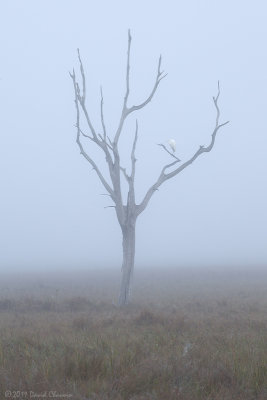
(0, 267, 266, 399)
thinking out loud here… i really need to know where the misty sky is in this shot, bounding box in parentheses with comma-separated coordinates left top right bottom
(0, 1, 266, 271)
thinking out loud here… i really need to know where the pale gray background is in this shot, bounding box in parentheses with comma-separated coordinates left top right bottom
(0, 0, 266, 271)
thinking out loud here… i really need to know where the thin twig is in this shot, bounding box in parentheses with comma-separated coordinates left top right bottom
(120, 166, 130, 183)
(157, 143, 181, 161)
(100, 86, 107, 142)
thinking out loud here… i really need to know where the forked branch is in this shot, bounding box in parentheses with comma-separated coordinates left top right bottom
(127, 55, 167, 114)
(113, 30, 167, 146)
(70, 70, 114, 198)
(137, 82, 229, 215)
(70, 53, 117, 190)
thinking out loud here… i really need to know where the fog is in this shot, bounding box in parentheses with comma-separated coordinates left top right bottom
(0, 0, 266, 271)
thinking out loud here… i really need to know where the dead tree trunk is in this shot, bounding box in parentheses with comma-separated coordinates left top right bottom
(119, 222, 136, 306)
(70, 30, 229, 306)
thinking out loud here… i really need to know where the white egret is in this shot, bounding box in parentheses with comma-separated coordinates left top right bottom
(168, 139, 176, 153)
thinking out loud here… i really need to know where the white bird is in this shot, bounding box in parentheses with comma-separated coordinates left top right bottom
(168, 139, 176, 153)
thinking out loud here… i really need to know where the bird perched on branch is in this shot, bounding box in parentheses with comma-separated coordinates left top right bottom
(168, 139, 176, 153)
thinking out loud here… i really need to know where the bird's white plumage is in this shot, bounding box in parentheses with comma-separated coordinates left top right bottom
(168, 139, 176, 152)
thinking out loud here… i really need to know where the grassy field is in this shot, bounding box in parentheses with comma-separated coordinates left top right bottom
(0, 267, 266, 399)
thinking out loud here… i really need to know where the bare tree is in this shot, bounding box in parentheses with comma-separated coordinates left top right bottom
(70, 31, 229, 306)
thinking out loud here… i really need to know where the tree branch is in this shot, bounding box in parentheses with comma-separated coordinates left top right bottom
(157, 143, 181, 161)
(125, 29, 131, 108)
(98, 133, 113, 151)
(137, 82, 229, 215)
(130, 120, 138, 181)
(77, 48, 86, 103)
(70, 70, 114, 197)
(76, 50, 98, 140)
(118, 121, 138, 207)
(71, 59, 116, 189)
(162, 159, 180, 174)
(127, 55, 167, 114)
(100, 86, 108, 144)
(113, 30, 132, 146)
(120, 166, 130, 183)
(113, 31, 167, 147)
(74, 124, 94, 140)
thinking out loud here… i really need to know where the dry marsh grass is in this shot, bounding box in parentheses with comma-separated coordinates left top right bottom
(0, 267, 266, 399)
